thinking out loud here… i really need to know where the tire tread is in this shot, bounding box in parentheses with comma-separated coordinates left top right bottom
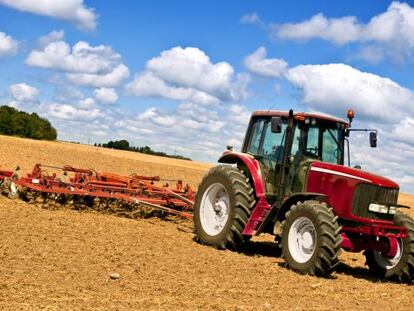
(281, 200, 342, 276)
(194, 165, 255, 250)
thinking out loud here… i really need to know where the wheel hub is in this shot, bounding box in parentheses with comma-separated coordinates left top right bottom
(300, 231, 314, 250)
(214, 200, 227, 217)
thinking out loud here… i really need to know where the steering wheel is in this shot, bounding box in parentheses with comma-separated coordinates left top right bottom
(304, 147, 318, 158)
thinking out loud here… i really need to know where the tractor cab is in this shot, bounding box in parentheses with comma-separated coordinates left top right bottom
(241, 110, 349, 202)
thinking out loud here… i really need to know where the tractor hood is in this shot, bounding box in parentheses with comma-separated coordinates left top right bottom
(308, 161, 399, 189)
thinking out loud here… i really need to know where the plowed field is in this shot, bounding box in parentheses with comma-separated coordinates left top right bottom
(0, 135, 413, 310)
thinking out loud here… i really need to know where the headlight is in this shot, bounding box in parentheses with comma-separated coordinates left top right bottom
(389, 206, 397, 214)
(368, 203, 390, 214)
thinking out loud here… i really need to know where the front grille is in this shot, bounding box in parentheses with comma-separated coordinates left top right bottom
(352, 184, 398, 221)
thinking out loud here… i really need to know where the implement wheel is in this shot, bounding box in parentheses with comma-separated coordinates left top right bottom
(281, 200, 342, 276)
(8, 181, 19, 199)
(193, 165, 255, 250)
(365, 212, 414, 283)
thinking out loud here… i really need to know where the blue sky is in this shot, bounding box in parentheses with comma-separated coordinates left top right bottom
(1, 1, 414, 191)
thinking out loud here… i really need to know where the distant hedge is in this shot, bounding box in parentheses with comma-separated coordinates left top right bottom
(96, 140, 191, 161)
(0, 105, 57, 140)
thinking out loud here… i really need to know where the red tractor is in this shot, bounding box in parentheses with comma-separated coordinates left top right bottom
(193, 109, 414, 282)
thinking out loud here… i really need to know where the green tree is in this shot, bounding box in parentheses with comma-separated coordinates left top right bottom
(0, 106, 57, 140)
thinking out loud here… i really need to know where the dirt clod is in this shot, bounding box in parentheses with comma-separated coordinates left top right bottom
(110, 273, 121, 280)
(311, 283, 322, 289)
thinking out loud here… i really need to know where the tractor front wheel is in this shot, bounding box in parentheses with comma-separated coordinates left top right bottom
(364, 212, 414, 282)
(193, 165, 255, 250)
(281, 200, 342, 276)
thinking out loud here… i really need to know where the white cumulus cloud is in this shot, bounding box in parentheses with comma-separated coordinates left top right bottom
(78, 97, 95, 108)
(126, 72, 220, 106)
(26, 32, 129, 88)
(67, 63, 130, 88)
(271, 2, 414, 62)
(147, 47, 235, 98)
(273, 13, 361, 45)
(391, 117, 414, 145)
(94, 88, 118, 104)
(0, 31, 18, 59)
(48, 103, 101, 121)
(27, 39, 121, 74)
(285, 63, 414, 123)
(126, 46, 248, 102)
(0, 0, 97, 30)
(8, 83, 39, 102)
(244, 47, 288, 78)
(37, 30, 64, 48)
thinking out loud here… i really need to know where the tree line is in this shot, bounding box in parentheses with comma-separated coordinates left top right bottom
(95, 140, 191, 161)
(0, 105, 57, 140)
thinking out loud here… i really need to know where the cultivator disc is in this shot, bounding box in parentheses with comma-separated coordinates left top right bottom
(0, 163, 194, 220)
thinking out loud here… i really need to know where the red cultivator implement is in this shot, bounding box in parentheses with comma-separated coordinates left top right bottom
(0, 163, 194, 219)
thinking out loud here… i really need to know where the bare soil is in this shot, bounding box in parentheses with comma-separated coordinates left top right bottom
(0, 135, 413, 310)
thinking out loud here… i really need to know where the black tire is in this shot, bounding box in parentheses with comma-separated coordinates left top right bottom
(193, 165, 255, 250)
(364, 212, 414, 282)
(281, 200, 342, 276)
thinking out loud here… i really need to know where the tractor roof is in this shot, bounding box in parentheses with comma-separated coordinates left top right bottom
(252, 110, 349, 125)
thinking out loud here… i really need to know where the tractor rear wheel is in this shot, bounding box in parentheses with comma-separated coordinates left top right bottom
(193, 165, 255, 250)
(364, 212, 414, 282)
(281, 201, 342, 276)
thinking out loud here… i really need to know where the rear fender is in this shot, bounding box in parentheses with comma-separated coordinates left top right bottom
(219, 152, 273, 236)
(218, 151, 266, 198)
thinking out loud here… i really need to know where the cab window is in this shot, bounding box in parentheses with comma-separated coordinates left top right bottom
(261, 121, 287, 162)
(247, 118, 266, 154)
(322, 129, 342, 164)
(247, 118, 288, 161)
(300, 125, 343, 164)
(304, 126, 319, 158)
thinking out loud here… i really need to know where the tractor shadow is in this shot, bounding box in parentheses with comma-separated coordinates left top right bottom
(238, 241, 412, 285)
(237, 240, 282, 258)
(334, 262, 380, 282)
(334, 262, 413, 285)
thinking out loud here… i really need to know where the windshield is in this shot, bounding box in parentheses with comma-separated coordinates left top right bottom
(322, 128, 343, 164)
(302, 125, 344, 165)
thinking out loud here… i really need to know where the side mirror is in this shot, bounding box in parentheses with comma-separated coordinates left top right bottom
(369, 132, 377, 148)
(271, 117, 282, 133)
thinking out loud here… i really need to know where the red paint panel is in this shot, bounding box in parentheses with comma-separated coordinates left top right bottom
(219, 151, 266, 197)
(306, 161, 399, 224)
(309, 161, 398, 188)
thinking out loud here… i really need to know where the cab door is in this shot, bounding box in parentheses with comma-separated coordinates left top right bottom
(245, 118, 288, 199)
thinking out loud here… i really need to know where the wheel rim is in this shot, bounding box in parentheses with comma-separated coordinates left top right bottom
(9, 182, 18, 196)
(288, 217, 317, 263)
(373, 239, 403, 270)
(199, 183, 230, 236)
